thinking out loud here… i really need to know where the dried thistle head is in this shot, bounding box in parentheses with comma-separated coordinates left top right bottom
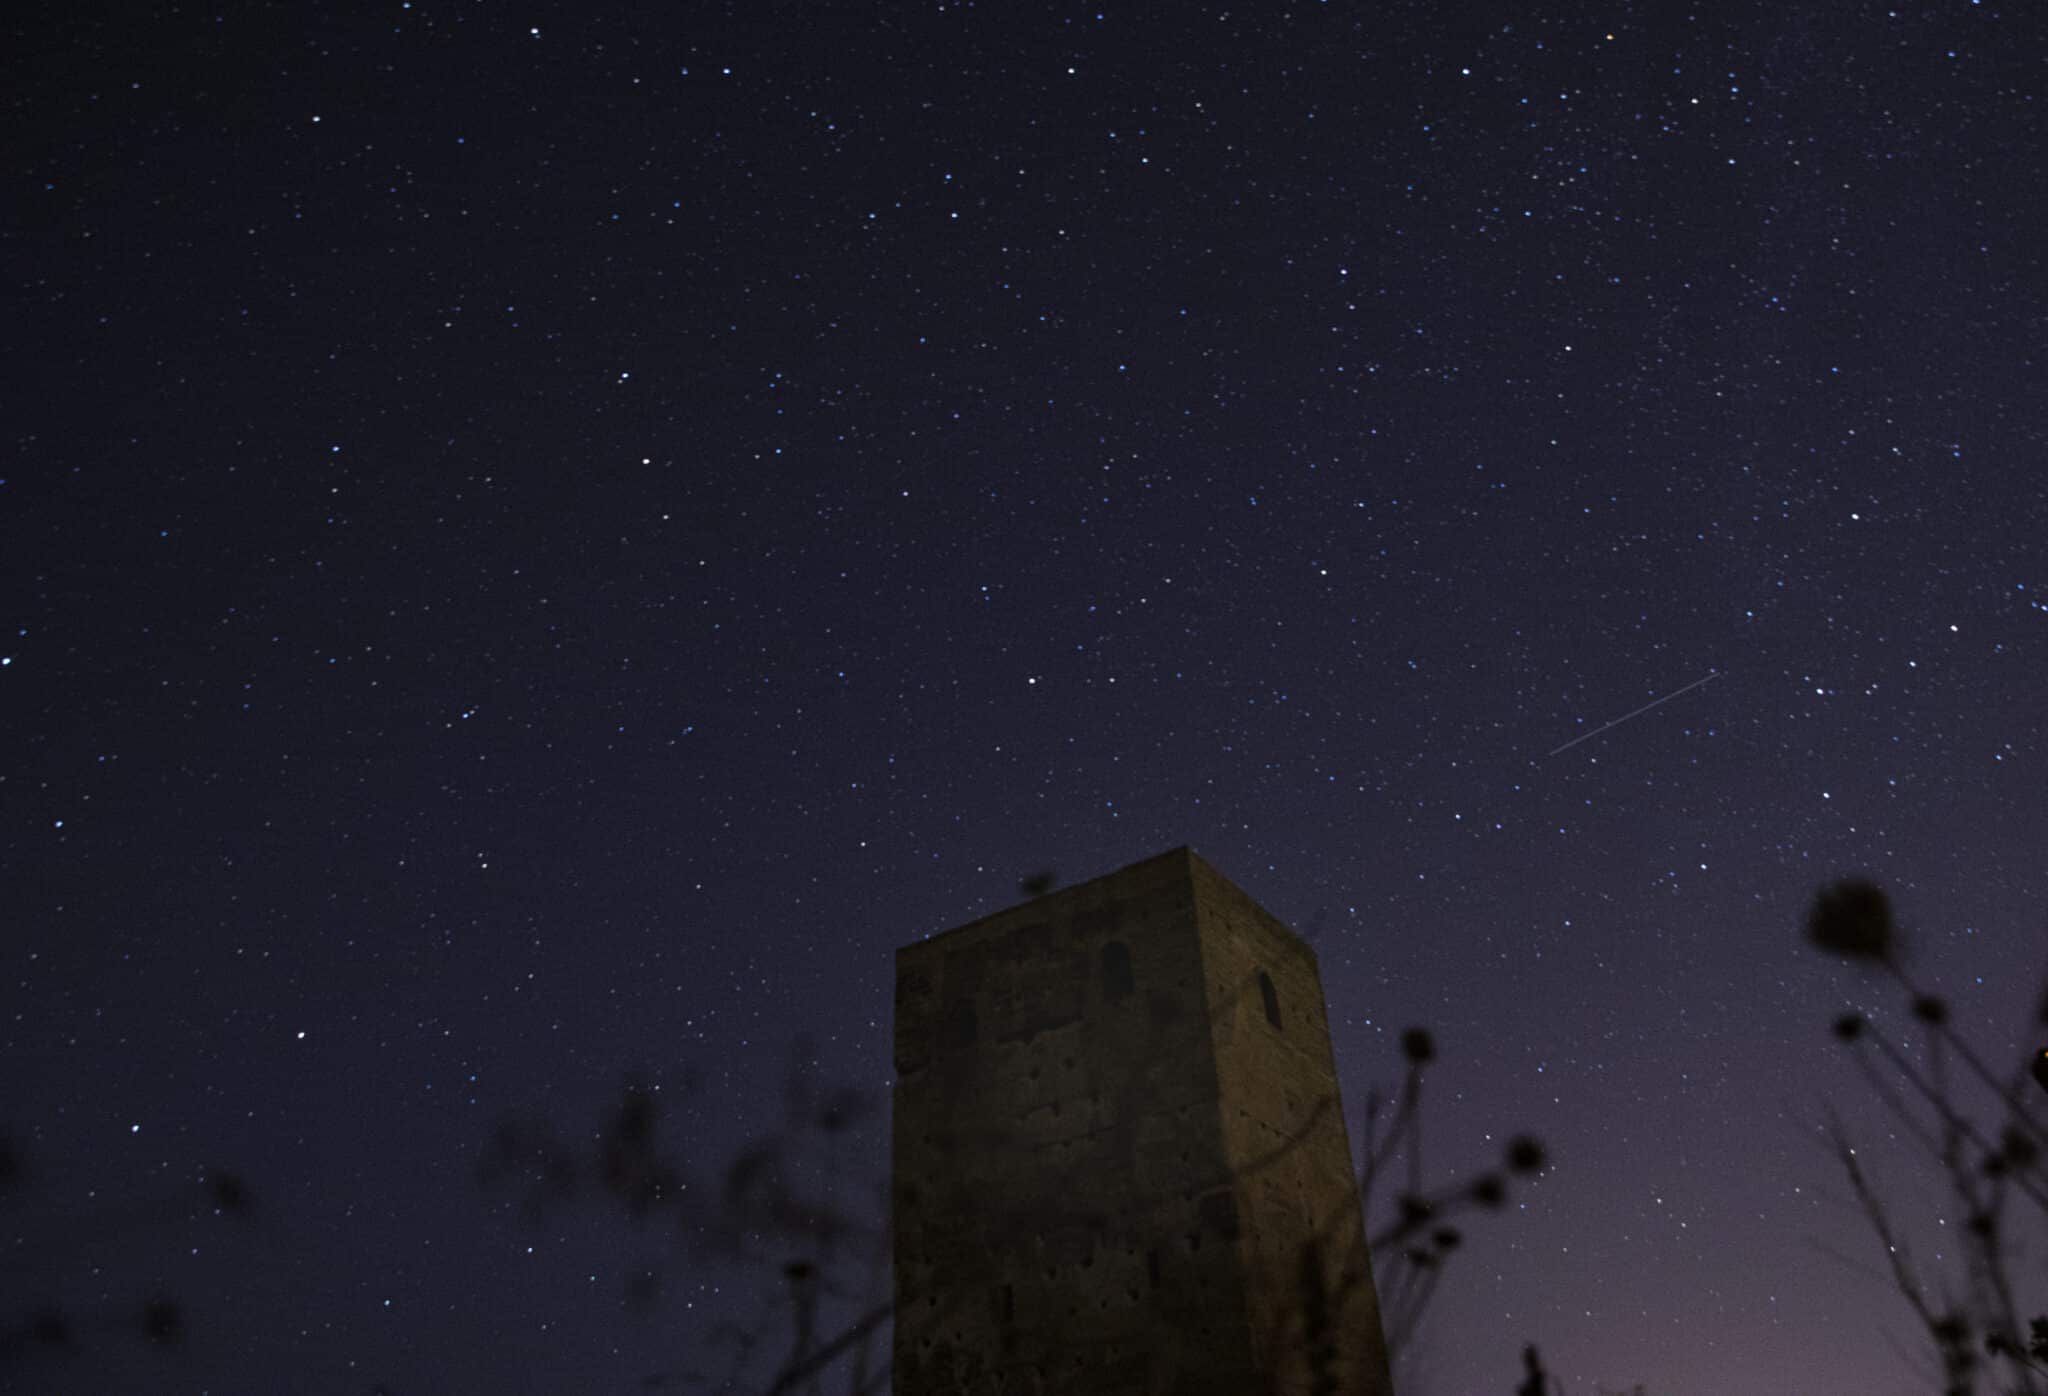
(1018, 870, 1058, 898)
(28, 1308, 72, 1350)
(1804, 879, 1894, 961)
(1400, 1027, 1436, 1066)
(141, 1297, 184, 1347)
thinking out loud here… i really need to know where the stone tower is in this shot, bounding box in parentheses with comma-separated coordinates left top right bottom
(892, 847, 1392, 1396)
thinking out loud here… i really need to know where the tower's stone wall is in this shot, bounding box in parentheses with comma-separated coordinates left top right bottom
(893, 847, 1391, 1396)
(1188, 854, 1388, 1394)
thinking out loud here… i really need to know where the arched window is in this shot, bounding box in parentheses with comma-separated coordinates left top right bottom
(944, 998, 978, 1049)
(1101, 940, 1134, 1002)
(1257, 970, 1282, 1030)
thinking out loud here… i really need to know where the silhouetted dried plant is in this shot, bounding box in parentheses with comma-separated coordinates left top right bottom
(473, 1032, 896, 1394)
(0, 1140, 254, 1374)
(1017, 870, 1059, 899)
(1516, 1342, 1559, 1395)
(1806, 877, 1897, 962)
(474, 1002, 1548, 1396)
(1314, 1029, 1550, 1378)
(1803, 878, 2048, 1396)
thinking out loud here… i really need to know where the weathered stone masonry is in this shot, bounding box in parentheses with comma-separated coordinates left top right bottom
(894, 846, 1393, 1396)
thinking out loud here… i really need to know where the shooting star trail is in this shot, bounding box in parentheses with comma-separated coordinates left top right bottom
(1545, 670, 1723, 758)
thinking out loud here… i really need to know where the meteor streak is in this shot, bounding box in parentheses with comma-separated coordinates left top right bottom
(1546, 670, 1722, 758)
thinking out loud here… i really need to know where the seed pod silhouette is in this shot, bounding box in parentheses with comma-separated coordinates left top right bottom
(1805, 879, 1893, 961)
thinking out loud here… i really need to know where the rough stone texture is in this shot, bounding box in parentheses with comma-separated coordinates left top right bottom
(894, 847, 1391, 1396)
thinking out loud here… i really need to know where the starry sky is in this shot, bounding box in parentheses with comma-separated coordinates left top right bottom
(8, 1, 2047, 1393)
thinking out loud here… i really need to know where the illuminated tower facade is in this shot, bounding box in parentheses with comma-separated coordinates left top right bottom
(893, 847, 1391, 1396)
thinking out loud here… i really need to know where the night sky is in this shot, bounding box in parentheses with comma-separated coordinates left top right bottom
(8, 1, 2047, 1393)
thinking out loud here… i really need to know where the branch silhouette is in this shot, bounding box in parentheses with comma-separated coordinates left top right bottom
(1803, 878, 2048, 1396)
